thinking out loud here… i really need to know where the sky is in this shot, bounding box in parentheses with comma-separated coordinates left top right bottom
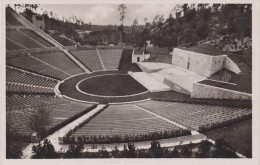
(23, 4, 177, 26)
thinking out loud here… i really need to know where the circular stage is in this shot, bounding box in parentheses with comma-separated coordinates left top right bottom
(58, 71, 150, 104)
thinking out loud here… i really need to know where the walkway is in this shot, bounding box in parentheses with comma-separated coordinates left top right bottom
(22, 104, 106, 159)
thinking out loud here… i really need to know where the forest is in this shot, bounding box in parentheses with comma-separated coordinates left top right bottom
(16, 4, 252, 49)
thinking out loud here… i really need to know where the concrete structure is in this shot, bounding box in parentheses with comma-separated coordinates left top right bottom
(157, 67, 206, 94)
(136, 62, 175, 73)
(136, 44, 251, 99)
(32, 15, 45, 30)
(172, 48, 226, 77)
(223, 57, 241, 74)
(132, 49, 150, 63)
(192, 82, 251, 100)
(130, 72, 171, 92)
(137, 62, 206, 94)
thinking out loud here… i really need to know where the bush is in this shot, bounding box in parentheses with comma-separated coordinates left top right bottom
(62, 129, 191, 144)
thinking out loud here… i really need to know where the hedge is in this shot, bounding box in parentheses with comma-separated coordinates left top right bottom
(62, 129, 191, 144)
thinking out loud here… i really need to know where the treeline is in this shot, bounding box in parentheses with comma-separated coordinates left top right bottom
(16, 4, 91, 43)
(139, 4, 251, 49)
(79, 4, 252, 49)
(28, 138, 240, 158)
(16, 4, 252, 49)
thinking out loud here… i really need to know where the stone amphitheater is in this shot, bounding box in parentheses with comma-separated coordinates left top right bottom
(5, 6, 252, 158)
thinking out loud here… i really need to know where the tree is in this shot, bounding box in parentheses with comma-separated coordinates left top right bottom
(181, 4, 189, 16)
(118, 4, 127, 43)
(212, 138, 238, 158)
(64, 144, 84, 158)
(6, 114, 22, 158)
(111, 146, 120, 158)
(171, 147, 180, 158)
(97, 146, 110, 158)
(196, 140, 211, 158)
(138, 27, 150, 51)
(180, 143, 193, 157)
(29, 105, 51, 139)
(150, 140, 164, 158)
(122, 142, 136, 158)
(31, 139, 57, 158)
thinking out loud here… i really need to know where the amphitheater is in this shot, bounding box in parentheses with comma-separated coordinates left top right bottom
(6, 7, 252, 154)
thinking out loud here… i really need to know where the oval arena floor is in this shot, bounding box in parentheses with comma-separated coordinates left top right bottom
(58, 71, 151, 104)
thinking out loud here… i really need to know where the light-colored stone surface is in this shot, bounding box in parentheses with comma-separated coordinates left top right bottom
(137, 62, 175, 73)
(191, 82, 251, 100)
(172, 48, 233, 77)
(131, 72, 171, 92)
(150, 72, 165, 83)
(224, 56, 241, 74)
(157, 67, 206, 93)
(172, 48, 190, 68)
(132, 49, 151, 63)
(210, 55, 226, 75)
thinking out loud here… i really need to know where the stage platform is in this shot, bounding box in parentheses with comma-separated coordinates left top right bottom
(136, 62, 207, 94)
(130, 72, 171, 92)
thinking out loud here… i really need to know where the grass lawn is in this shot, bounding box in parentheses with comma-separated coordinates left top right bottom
(78, 74, 147, 96)
(203, 119, 252, 157)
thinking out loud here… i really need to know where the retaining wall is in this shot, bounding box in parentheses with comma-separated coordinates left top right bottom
(223, 56, 241, 74)
(191, 82, 251, 100)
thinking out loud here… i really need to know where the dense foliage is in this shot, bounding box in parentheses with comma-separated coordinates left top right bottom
(17, 4, 251, 48)
(30, 139, 239, 158)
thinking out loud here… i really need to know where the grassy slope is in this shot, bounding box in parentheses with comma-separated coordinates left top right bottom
(203, 119, 252, 157)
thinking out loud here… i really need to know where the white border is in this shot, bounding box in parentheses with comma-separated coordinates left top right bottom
(1, 0, 260, 165)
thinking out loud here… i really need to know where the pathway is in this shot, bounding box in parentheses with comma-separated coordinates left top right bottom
(21, 104, 106, 159)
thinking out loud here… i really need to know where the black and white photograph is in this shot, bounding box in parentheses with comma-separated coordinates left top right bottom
(1, 0, 260, 164)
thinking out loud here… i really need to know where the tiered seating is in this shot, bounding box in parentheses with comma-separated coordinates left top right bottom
(6, 38, 26, 51)
(6, 82, 54, 94)
(7, 55, 70, 80)
(71, 104, 180, 136)
(98, 49, 123, 70)
(6, 29, 43, 49)
(7, 67, 57, 88)
(208, 69, 232, 82)
(6, 10, 22, 26)
(20, 29, 54, 47)
(32, 52, 84, 75)
(70, 50, 104, 71)
(7, 98, 94, 136)
(6, 95, 72, 111)
(51, 34, 76, 46)
(136, 101, 252, 130)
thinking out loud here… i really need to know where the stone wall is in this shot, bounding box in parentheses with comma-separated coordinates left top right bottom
(210, 55, 226, 75)
(189, 52, 213, 76)
(172, 48, 226, 77)
(132, 54, 145, 63)
(171, 48, 189, 68)
(164, 78, 191, 95)
(132, 49, 150, 63)
(223, 57, 241, 74)
(191, 82, 251, 100)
